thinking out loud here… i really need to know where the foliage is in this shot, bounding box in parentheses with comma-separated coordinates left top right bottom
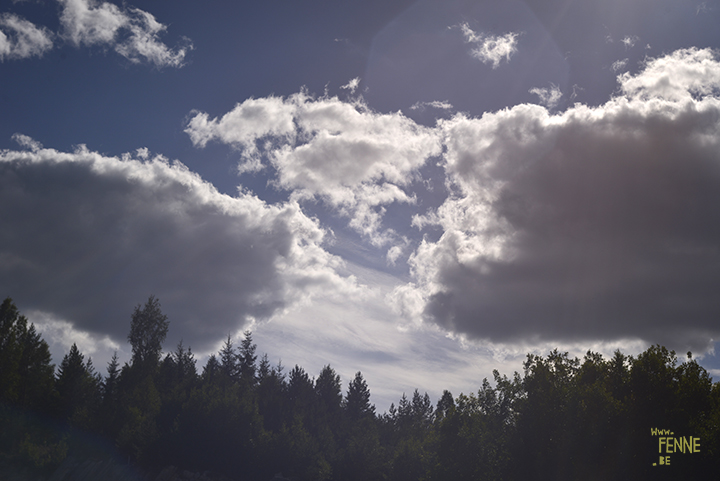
(2, 295, 719, 481)
(127, 295, 169, 370)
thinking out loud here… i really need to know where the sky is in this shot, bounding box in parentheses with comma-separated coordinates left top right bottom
(2, 0, 720, 411)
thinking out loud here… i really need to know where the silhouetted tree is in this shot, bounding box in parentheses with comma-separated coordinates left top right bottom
(257, 357, 286, 433)
(100, 352, 121, 437)
(127, 295, 169, 370)
(238, 330, 257, 386)
(0, 298, 56, 412)
(219, 335, 237, 382)
(345, 371, 375, 421)
(202, 354, 220, 382)
(288, 365, 314, 423)
(435, 389, 455, 421)
(316, 364, 343, 417)
(56, 343, 101, 428)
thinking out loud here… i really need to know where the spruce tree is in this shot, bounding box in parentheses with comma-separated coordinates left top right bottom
(345, 371, 375, 421)
(238, 330, 257, 386)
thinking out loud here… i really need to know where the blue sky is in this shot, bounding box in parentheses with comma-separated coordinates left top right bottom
(2, 0, 720, 410)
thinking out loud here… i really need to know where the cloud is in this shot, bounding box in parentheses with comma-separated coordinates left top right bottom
(185, 96, 296, 155)
(186, 92, 442, 246)
(621, 35, 639, 49)
(340, 77, 361, 94)
(396, 48, 720, 353)
(28, 309, 121, 360)
(0, 140, 354, 353)
(409, 100, 454, 112)
(529, 84, 562, 108)
(611, 58, 629, 73)
(458, 22, 519, 69)
(0, 13, 53, 60)
(619, 47, 720, 101)
(58, 0, 191, 67)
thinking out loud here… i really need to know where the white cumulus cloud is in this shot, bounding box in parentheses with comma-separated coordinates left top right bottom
(619, 47, 720, 101)
(186, 92, 442, 246)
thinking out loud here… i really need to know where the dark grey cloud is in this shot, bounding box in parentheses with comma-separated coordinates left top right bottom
(0, 139, 349, 352)
(397, 48, 720, 353)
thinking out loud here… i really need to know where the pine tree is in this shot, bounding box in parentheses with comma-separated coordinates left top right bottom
(257, 356, 287, 433)
(0, 298, 55, 410)
(345, 371, 375, 421)
(315, 365, 342, 416)
(100, 352, 121, 436)
(257, 353, 271, 382)
(203, 354, 220, 383)
(174, 340, 197, 384)
(56, 343, 100, 427)
(411, 389, 433, 427)
(288, 365, 314, 421)
(219, 335, 237, 381)
(238, 330, 257, 386)
(16, 321, 56, 412)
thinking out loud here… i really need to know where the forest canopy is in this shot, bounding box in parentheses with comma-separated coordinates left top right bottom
(1, 296, 718, 481)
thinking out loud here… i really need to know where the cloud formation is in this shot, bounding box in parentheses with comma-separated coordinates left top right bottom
(57, 0, 191, 67)
(0, 13, 53, 60)
(396, 48, 720, 353)
(621, 35, 639, 49)
(458, 22, 519, 68)
(186, 92, 442, 246)
(529, 84, 562, 108)
(409, 100, 454, 112)
(0, 138, 352, 352)
(619, 47, 720, 101)
(611, 58, 629, 73)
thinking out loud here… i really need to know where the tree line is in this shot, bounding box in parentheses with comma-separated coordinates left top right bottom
(1, 295, 719, 480)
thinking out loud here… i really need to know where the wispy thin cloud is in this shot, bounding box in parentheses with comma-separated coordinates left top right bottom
(410, 100, 453, 112)
(456, 22, 520, 69)
(0, 13, 53, 60)
(621, 35, 639, 49)
(58, 0, 192, 67)
(340, 77, 361, 94)
(611, 58, 629, 72)
(529, 84, 562, 108)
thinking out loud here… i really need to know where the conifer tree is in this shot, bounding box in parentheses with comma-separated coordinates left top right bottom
(100, 352, 121, 436)
(0, 298, 55, 411)
(345, 371, 375, 421)
(219, 335, 237, 381)
(203, 354, 220, 382)
(16, 321, 56, 412)
(288, 365, 314, 421)
(238, 330, 257, 385)
(56, 343, 101, 427)
(316, 364, 342, 415)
